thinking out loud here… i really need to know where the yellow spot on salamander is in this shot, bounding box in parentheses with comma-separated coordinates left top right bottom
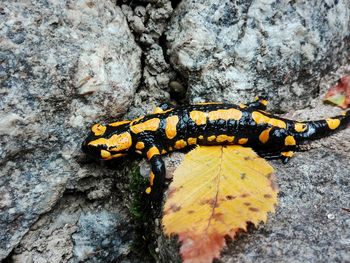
(175, 140, 187, 149)
(259, 128, 271, 144)
(239, 103, 247, 109)
(294, 123, 307, 133)
(208, 108, 242, 121)
(109, 133, 132, 151)
(207, 135, 216, 142)
(260, 99, 268, 106)
(216, 135, 234, 143)
(187, 137, 197, 145)
(111, 153, 126, 158)
(161, 149, 167, 154)
(285, 135, 296, 146)
(130, 116, 144, 126)
(150, 171, 155, 186)
(165, 115, 179, 139)
(190, 111, 207, 125)
(326, 118, 341, 130)
(108, 120, 131, 127)
(101, 150, 111, 159)
(169, 147, 173, 151)
(91, 124, 106, 136)
(153, 107, 173, 114)
(100, 151, 126, 160)
(270, 118, 286, 129)
(136, 141, 145, 150)
(146, 146, 160, 160)
(130, 118, 160, 134)
(252, 111, 267, 124)
(145, 187, 152, 194)
(198, 135, 204, 140)
(238, 138, 248, 145)
(255, 96, 268, 106)
(89, 132, 132, 152)
(252, 111, 286, 129)
(281, 151, 294, 158)
(153, 107, 163, 114)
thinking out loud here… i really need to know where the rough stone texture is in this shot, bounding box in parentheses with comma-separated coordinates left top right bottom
(121, 0, 180, 117)
(10, 195, 134, 263)
(0, 0, 141, 260)
(166, 0, 350, 110)
(2, 0, 350, 262)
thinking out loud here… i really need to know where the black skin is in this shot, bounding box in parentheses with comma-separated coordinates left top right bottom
(82, 97, 350, 201)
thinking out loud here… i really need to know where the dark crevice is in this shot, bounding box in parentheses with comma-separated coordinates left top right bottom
(3, 251, 14, 263)
(170, 0, 182, 9)
(159, 32, 170, 64)
(158, 31, 189, 104)
(135, 51, 146, 94)
(118, 0, 189, 107)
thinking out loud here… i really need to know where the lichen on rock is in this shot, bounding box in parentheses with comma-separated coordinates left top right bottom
(0, 0, 140, 260)
(166, 0, 350, 110)
(1, 0, 350, 262)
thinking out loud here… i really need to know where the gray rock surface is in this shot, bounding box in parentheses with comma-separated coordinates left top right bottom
(122, 0, 178, 116)
(10, 195, 134, 263)
(0, 0, 141, 260)
(166, 0, 350, 110)
(1, 0, 350, 262)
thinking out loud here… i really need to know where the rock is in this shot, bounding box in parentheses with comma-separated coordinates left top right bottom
(166, 0, 350, 110)
(2, 0, 350, 262)
(10, 195, 135, 263)
(124, 0, 177, 116)
(0, 0, 141, 260)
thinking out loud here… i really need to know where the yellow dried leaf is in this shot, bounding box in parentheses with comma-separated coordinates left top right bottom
(162, 145, 278, 263)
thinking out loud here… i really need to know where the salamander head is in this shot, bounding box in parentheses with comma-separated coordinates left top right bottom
(82, 121, 132, 160)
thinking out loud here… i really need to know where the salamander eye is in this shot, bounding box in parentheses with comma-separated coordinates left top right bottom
(91, 123, 106, 136)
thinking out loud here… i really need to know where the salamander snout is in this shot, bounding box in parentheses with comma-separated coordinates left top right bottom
(81, 134, 106, 159)
(82, 123, 133, 160)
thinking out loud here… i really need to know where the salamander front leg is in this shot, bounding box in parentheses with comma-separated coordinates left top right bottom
(246, 96, 268, 110)
(145, 152, 166, 200)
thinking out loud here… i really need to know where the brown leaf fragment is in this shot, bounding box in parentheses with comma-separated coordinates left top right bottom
(325, 75, 350, 109)
(178, 232, 225, 263)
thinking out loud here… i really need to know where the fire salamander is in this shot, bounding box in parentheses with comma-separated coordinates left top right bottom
(82, 97, 350, 199)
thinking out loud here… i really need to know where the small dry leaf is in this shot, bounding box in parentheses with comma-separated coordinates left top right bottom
(325, 75, 350, 109)
(162, 145, 278, 263)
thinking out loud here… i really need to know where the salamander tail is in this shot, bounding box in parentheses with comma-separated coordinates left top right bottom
(293, 110, 350, 141)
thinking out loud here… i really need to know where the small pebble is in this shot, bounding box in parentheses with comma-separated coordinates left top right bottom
(327, 213, 335, 220)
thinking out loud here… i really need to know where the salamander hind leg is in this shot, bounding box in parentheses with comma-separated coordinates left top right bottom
(280, 151, 295, 164)
(257, 127, 297, 163)
(258, 150, 295, 164)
